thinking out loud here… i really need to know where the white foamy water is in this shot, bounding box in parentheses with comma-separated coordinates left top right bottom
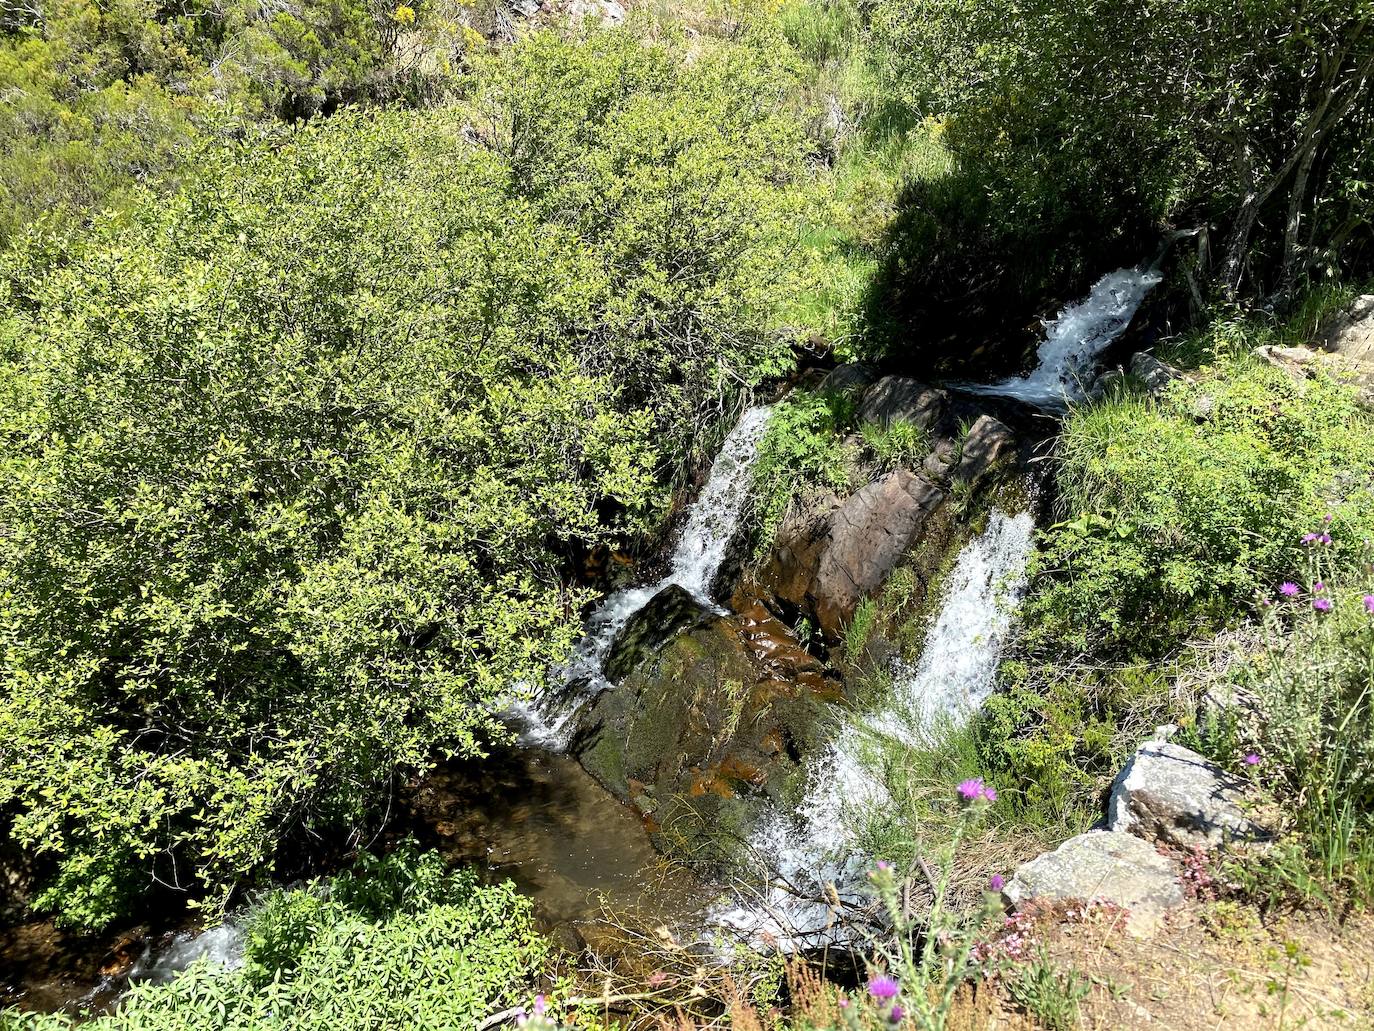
(129, 922, 245, 984)
(512, 405, 773, 747)
(963, 267, 1161, 408)
(717, 510, 1035, 947)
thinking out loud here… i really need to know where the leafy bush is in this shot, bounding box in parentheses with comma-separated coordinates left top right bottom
(867, 0, 1374, 302)
(1026, 348, 1374, 658)
(749, 390, 858, 556)
(0, 28, 809, 928)
(4, 846, 548, 1030)
(860, 418, 928, 470)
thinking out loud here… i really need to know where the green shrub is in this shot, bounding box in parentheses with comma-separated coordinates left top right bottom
(1005, 952, 1090, 1031)
(3, 846, 548, 1031)
(0, 27, 809, 928)
(860, 418, 929, 470)
(1216, 560, 1374, 908)
(1026, 348, 1374, 658)
(749, 390, 858, 556)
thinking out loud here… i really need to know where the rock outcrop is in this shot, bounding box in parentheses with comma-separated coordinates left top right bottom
(1003, 830, 1185, 936)
(573, 591, 835, 862)
(857, 376, 947, 430)
(1318, 294, 1374, 363)
(1108, 737, 1264, 850)
(761, 469, 945, 639)
(754, 371, 1023, 643)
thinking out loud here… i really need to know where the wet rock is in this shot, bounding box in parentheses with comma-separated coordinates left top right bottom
(949, 415, 1016, 489)
(1318, 294, 1374, 363)
(573, 605, 832, 865)
(819, 362, 880, 396)
(603, 584, 714, 683)
(857, 376, 947, 430)
(1130, 352, 1184, 396)
(1004, 830, 1184, 936)
(813, 471, 944, 636)
(1108, 738, 1265, 850)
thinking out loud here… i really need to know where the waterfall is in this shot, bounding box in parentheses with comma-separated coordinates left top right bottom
(129, 922, 246, 984)
(511, 404, 774, 748)
(963, 267, 1161, 408)
(871, 510, 1037, 742)
(717, 510, 1035, 947)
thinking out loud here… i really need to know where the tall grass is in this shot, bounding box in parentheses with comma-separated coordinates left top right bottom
(1222, 553, 1374, 909)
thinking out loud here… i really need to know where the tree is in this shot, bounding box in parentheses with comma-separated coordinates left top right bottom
(0, 28, 806, 927)
(872, 0, 1374, 303)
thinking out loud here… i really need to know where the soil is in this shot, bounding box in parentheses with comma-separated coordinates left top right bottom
(957, 897, 1374, 1029)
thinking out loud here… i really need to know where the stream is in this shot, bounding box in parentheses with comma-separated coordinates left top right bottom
(0, 265, 1159, 1014)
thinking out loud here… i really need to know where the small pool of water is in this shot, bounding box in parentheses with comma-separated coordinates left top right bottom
(406, 746, 700, 931)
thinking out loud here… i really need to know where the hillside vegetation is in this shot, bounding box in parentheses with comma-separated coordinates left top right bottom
(2, 0, 1373, 1028)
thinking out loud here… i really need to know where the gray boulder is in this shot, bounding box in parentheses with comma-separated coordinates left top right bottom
(950, 415, 1017, 488)
(1108, 738, 1264, 850)
(1130, 352, 1184, 396)
(819, 362, 880, 397)
(857, 376, 947, 430)
(1004, 830, 1184, 936)
(1318, 294, 1374, 363)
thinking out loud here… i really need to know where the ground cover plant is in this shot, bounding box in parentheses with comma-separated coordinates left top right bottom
(5, 844, 549, 1030)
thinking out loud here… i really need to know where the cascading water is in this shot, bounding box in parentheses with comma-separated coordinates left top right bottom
(511, 405, 774, 748)
(962, 267, 1162, 408)
(718, 510, 1036, 947)
(128, 922, 246, 984)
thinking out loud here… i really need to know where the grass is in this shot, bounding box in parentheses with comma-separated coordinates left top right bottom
(1004, 952, 1091, 1031)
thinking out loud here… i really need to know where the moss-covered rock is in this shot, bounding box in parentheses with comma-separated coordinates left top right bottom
(571, 591, 836, 869)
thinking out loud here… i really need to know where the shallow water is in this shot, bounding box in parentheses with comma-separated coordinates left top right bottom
(406, 746, 699, 931)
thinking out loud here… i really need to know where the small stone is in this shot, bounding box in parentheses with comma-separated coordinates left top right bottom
(1004, 830, 1184, 937)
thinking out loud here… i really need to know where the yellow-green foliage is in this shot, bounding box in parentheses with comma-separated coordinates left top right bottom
(1027, 347, 1374, 657)
(0, 28, 809, 928)
(0, 0, 465, 241)
(3, 846, 548, 1030)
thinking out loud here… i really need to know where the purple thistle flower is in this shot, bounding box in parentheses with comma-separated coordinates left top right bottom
(1313, 581, 1327, 593)
(1314, 597, 1333, 612)
(1324, 513, 1335, 523)
(982, 785, 998, 802)
(1243, 752, 1260, 766)
(989, 874, 1005, 891)
(868, 974, 900, 1000)
(838, 998, 849, 1010)
(957, 778, 986, 801)
(533, 996, 546, 1017)
(1364, 595, 1374, 615)
(1319, 533, 1333, 545)
(888, 1005, 906, 1024)
(876, 860, 891, 872)
(1302, 533, 1319, 545)
(1279, 582, 1300, 597)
